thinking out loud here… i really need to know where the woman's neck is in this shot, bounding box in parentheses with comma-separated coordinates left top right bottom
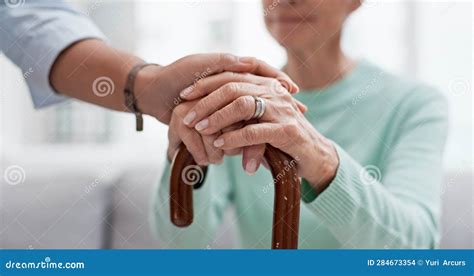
(284, 41, 355, 91)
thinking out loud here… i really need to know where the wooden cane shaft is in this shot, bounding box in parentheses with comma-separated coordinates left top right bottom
(169, 144, 300, 249)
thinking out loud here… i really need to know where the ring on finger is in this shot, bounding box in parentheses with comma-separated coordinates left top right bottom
(251, 96, 266, 120)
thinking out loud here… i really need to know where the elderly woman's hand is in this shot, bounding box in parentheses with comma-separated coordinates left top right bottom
(181, 73, 340, 191)
(171, 72, 304, 172)
(168, 100, 221, 165)
(168, 99, 269, 169)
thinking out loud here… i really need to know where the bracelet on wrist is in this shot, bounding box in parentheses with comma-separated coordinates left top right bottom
(124, 63, 158, 131)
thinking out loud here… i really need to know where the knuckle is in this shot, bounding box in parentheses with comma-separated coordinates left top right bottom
(224, 82, 240, 95)
(282, 123, 299, 137)
(269, 79, 281, 91)
(280, 105, 295, 116)
(219, 53, 238, 65)
(174, 101, 195, 115)
(223, 71, 237, 79)
(209, 111, 225, 127)
(196, 98, 212, 113)
(235, 96, 253, 114)
(242, 127, 258, 143)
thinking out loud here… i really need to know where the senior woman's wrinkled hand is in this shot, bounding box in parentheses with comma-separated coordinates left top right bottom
(181, 73, 340, 192)
(168, 99, 265, 168)
(168, 100, 222, 165)
(171, 72, 306, 172)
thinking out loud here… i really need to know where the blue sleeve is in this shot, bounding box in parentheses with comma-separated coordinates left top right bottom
(0, 0, 106, 108)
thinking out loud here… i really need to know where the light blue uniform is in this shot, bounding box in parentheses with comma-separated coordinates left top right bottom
(0, 0, 104, 107)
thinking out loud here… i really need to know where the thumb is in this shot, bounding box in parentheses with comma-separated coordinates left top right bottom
(242, 144, 266, 175)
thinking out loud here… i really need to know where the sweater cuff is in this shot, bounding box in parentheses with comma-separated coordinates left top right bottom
(304, 143, 365, 226)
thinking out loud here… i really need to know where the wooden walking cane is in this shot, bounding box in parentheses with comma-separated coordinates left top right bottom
(169, 143, 300, 249)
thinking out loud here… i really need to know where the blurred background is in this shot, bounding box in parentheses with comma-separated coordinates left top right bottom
(1, 0, 472, 249)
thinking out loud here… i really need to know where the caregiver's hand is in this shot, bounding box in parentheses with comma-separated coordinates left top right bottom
(51, 39, 299, 125)
(182, 73, 339, 192)
(137, 54, 299, 124)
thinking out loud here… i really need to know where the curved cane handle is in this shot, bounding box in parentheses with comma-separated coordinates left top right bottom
(169, 143, 300, 249)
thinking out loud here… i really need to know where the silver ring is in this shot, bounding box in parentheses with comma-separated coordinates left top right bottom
(252, 96, 266, 120)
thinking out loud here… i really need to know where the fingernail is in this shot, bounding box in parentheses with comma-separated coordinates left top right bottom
(183, 111, 196, 125)
(238, 56, 255, 65)
(213, 138, 224, 147)
(180, 87, 193, 98)
(195, 118, 209, 131)
(245, 159, 257, 175)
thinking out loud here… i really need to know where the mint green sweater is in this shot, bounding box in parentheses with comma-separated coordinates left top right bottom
(152, 61, 449, 249)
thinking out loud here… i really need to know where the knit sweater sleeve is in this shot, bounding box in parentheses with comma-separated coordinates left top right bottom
(304, 87, 449, 248)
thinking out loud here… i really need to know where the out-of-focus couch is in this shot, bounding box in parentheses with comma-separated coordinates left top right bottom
(1, 150, 472, 249)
